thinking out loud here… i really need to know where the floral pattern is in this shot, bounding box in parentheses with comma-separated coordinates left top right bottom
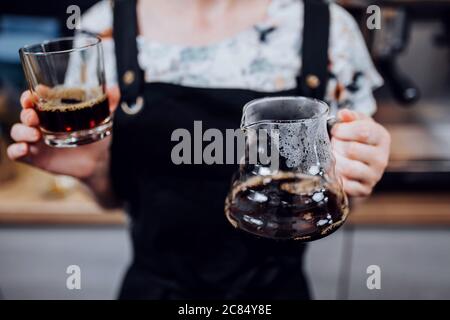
(81, 0, 383, 115)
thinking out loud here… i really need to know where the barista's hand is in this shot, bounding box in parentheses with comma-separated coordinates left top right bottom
(7, 87, 120, 179)
(331, 109, 390, 197)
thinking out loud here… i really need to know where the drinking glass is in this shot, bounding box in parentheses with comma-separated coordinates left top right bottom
(19, 35, 111, 147)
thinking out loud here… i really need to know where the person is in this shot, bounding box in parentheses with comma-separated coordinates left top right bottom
(8, 0, 390, 299)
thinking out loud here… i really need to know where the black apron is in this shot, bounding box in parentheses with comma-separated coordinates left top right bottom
(111, 0, 330, 300)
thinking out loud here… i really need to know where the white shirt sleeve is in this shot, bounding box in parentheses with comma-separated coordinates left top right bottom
(326, 3, 384, 116)
(79, 0, 118, 87)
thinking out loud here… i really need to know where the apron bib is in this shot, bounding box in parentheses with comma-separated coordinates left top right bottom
(111, 0, 330, 299)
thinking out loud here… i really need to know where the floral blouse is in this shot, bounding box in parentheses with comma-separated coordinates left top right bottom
(80, 0, 383, 115)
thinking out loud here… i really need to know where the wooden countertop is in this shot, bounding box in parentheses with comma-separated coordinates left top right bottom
(348, 193, 450, 225)
(1, 162, 450, 226)
(0, 163, 125, 225)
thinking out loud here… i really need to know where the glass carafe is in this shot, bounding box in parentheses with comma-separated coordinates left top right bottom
(225, 96, 349, 241)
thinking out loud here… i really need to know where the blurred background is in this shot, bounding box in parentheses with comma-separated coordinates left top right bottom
(0, 0, 449, 299)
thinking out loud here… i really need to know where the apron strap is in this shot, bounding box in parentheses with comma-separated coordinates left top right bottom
(298, 0, 330, 100)
(113, 0, 145, 112)
(112, 0, 330, 102)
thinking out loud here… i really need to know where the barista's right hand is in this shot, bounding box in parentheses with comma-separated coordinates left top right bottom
(7, 87, 120, 180)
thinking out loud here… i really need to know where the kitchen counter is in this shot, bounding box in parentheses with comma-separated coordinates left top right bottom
(1, 162, 449, 226)
(0, 163, 125, 225)
(2, 94, 450, 225)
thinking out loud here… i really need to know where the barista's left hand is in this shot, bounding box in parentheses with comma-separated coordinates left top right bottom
(331, 109, 391, 197)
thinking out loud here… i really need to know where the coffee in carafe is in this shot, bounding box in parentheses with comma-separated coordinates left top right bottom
(225, 171, 348, 241)
(225, 96, 349, 241)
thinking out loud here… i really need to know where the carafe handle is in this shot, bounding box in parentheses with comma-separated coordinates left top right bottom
(327, 116, 339, 137)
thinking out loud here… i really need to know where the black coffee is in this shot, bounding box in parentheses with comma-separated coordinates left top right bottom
(37, 88, 109, 133)
(225, 171, 349, 241)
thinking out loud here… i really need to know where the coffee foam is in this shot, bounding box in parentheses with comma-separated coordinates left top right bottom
(43, 87, 86, 101)
(37, 88, 106, 112)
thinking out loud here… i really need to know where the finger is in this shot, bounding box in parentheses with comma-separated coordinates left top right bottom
(35, 84, 51, 98)
(20, 91, 35, 109)
(342, 178, 372, 197)
(107, 86, 120, 112)
(20, 108, 40, 127)
(337, 109, 358, 122)
(337, 109, 371, 122)
(334, 152, 379, 187)
(331, 120, 383, 145)
(332, 138, 385, 168)
(7, 142, 29, 161)
(10, 123, 41, 143)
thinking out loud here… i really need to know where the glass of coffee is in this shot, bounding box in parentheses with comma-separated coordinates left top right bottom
(225, 96, 349, 241)
(19, 35, 111, 147)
